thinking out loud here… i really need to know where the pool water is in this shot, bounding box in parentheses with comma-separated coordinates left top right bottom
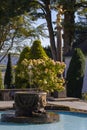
(0, 111, 87, 130)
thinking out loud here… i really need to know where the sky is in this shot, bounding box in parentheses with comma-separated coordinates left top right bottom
(35, 10, 57, 47)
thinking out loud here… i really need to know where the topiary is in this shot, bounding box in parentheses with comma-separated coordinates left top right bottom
(29, 40, 48, 59)
(66, 48, 85, 98)
(15, 46, 30, 88)
(4, 53, 14, 89)
(17, 46, 30, 64)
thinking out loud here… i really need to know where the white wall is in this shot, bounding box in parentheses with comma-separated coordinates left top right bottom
(65, 57, 87, 93)
(64, 57, 71, 77)
(82, 57, 87, 93)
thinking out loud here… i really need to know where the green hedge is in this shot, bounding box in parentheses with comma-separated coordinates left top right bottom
(66, 48, 85, 98)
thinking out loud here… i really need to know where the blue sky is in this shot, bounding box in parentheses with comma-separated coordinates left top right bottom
(36, 10, 57, 47)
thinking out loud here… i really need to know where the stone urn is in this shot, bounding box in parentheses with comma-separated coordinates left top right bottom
(15, 91, 47, 116)
(1, 91, 60, 124)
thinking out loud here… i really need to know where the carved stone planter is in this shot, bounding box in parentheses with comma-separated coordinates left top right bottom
(15, 91, 47, 116)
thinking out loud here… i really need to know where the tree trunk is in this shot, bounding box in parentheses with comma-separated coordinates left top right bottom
(63, 0, 75, 55)
(56, 26, 63, 62)
(44, 1, 57, 61)
(63, 11, 75, 54)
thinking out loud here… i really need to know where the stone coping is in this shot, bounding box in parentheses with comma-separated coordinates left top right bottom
(0, 101, 87, 114)
(0, 98, 87, 114)
(47, 97, 80, 101)
(0, 89, 37, 92)
(46, 104, 87, 113)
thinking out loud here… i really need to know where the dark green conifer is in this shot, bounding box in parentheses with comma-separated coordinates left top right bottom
(66, 48, 85, 98)
(4, 53, 13, 89)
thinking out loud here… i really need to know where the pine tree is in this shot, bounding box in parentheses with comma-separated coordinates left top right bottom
(4, 53, 13, 89)
(66, 48, 85, 98)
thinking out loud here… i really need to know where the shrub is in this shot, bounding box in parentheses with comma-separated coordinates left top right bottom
(4, 53, 14, 89)
(82, 93, 87, 101)
(15, 46, 30, 88)
(16, 58, 66, 92)
(66, 48, 85, 98)
(17, 46, 30, 64)
(15, 40, 48, 88)
(29, 40, 48, 59)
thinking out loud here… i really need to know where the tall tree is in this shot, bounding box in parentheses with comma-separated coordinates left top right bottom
(0, 14, 47, 62)
(57, 0, 87, 54)
(28, 0, 57, 60)
(73, 6, 87, 47)
(0, 0, 87, 61)
(0, 0, 57, 61)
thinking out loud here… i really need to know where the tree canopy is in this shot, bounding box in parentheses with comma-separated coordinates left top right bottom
(0, 0, 87, 61)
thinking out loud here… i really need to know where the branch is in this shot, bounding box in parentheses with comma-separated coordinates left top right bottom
(75, 2, 87, 8)
(0, 36, 15, 62)
(29, 1, 46, 15)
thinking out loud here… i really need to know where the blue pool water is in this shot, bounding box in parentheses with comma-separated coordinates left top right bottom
(0, 111, 87, 130)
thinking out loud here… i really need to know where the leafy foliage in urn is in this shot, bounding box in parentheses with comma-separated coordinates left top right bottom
(4, 53, 13, 89)
(66, 48, 85, 98)
(17, 58, 65, 92)
(29, 40, 48, 59)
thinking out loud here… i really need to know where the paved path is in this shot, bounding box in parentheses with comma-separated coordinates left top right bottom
(0, 98, 87, 112)
(0, 101, 14, 110)
(47, 100, 87, 112)
(47, 97, 87, 112)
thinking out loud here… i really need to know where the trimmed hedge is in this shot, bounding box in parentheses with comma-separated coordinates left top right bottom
(17, 46, 30, 64)
(66, 48, 85, 98)
(29, 40, 48, 59)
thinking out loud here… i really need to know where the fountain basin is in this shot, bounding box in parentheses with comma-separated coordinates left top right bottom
(1, 91, 59, 124)
(1, 111, 59, 124)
